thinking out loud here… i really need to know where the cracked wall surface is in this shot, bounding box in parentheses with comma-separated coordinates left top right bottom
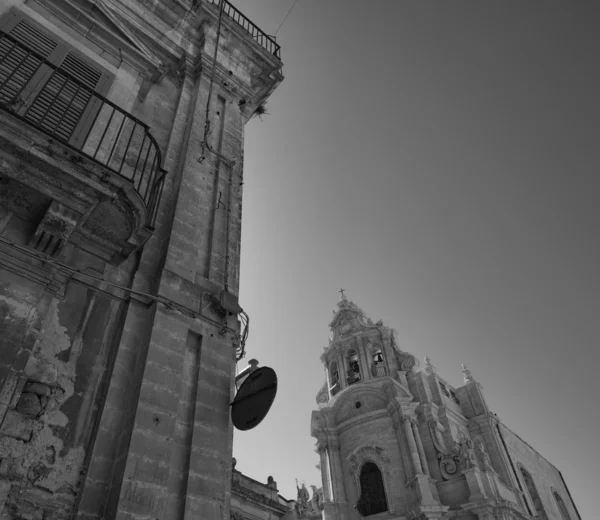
(0, 0, 283, 518)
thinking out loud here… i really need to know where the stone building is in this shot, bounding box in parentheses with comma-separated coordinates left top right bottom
(230, 462, 294, 520)
(0, 0, 282, 518)
(230, 462, 324, 520)
(311, 294, 582, 520)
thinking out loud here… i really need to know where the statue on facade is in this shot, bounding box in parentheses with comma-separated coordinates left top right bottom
(295, 480, 310, 516)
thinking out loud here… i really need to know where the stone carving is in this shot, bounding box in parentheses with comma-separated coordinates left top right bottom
(424, 356, 435, 374)
(347, 446, 389, 474)
(316, 381, 329, 404)
(29, 201, 80, 257)
(310, 485, 324, 512)
(458, 432, 477, 469)
(231, 479, 283, 511)
(294, 480, 323, 518)
(462, 363, 475, 384)
(399, 353, 416, 371)
(475, 439, 493, 470)
(437, 450, 461, 480)
(429, 422, 478, 480)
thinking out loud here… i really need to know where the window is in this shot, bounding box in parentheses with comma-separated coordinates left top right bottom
(520, 468, 548, 520)
(356, 462, 387, 516)
(554, 491, 572, 520)
(0, 10, 112, 146)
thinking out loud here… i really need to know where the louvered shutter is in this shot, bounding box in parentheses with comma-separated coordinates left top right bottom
(0, 10, 112, 146)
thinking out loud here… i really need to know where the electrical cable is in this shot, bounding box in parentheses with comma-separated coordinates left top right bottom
(274, 0, 299, 37)
(0, 235, 249, 356)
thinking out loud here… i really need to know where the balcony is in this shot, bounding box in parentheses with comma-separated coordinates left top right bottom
(0, 33, 165, 226)
(207, 0, 281, 59)
(0, 33, 165, 261)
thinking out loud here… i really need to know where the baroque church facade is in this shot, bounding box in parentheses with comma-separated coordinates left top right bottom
(309, 294, 581, 520)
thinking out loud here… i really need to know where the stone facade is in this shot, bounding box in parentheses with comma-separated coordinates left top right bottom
(229, 462, 324, 520)
(311, 295, 582, 520)
(230, 461, 295, 520)
(0, 0, 282, 518)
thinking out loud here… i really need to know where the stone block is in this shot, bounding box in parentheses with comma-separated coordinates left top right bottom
(186, 473, 227, 503)
(138, 381, 179, 412)
(0, 409, 36, 441)
(119, 481, 168, 516)
(123, 453, 170, 488)
(127, 430, 172, 463)
(134, 404, 174, 438)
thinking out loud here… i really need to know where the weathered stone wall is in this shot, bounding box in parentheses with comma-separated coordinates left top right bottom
(498, 423, 580, 520)
(0, 0, 283, 518)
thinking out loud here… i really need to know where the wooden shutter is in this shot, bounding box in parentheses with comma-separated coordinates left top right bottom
(0, 10, 112, 145)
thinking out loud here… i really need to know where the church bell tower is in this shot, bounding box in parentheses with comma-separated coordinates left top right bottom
(310, 294, 582, 520)
(311, 293, 449, 520)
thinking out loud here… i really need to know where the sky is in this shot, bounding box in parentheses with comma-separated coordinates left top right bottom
(230, 2, 599, 518)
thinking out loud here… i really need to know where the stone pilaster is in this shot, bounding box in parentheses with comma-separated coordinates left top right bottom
(403, 415, 424, 475)
(317, 444, 332, 502)
(412, 419, 430, 476)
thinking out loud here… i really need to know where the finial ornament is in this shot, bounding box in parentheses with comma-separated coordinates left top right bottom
(339, 288, 347, 301)
(462, 363, 475, 383)
(424, 356, 435, 374)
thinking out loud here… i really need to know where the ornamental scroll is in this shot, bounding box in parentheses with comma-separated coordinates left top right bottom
(428, 421, 477, 481)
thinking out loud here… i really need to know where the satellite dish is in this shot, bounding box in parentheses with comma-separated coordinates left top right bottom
(231, 366, 277, 431)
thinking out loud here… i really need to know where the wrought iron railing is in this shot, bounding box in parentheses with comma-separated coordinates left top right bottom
(207, 0, 281, 59)
(0, 33, 165, 227)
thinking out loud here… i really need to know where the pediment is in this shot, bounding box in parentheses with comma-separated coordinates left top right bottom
(329, 299, 376, 340)
(93, 0, 165, 67)
(32, 0, 168, 73)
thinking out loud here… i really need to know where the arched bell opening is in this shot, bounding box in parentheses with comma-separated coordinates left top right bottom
(329, 361, 340, 396)
(346, 349, 362, 385)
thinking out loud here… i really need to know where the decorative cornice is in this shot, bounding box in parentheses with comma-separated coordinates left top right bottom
(231, 480, 287, 513)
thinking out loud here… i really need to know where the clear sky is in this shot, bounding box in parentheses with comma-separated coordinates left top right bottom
(230, 2, 599, 518)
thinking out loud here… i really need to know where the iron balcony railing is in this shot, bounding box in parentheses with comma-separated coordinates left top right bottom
(207, 0, 281, 59)
(0, 33, 165, 227)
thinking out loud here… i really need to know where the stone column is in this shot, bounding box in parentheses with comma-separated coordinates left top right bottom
(357, 338, 371, 381)
(403, 416, 424, 475)
(411, 419, 430, 476)
(330, 442, 347, 503)
(337, 352, 346, 389)
(317, 445, 332, 502)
